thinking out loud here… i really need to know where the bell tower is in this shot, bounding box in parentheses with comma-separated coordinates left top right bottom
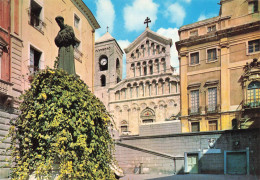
(94, 32, 123, 108)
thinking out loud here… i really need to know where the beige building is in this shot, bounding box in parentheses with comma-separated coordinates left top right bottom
(0, 0, 99, 178)
(21, 0, 100, 92)
(176, 0, 260, 132)
(94, 28, 180, 136)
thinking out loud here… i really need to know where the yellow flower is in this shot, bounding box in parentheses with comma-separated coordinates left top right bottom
(42, 93, 47, 100)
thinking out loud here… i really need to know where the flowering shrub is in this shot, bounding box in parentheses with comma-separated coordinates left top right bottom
(8, 68, 115, 179)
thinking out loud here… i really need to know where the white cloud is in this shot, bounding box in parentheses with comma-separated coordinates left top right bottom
(197, 14, 207, 21)
(95, 31, 101, 41)
(123, 0, 159, 32)
(117, 40, 131, 52)
(157, 28, 179, 73)
(164, 3, 185, 27)
(197, 13, 218, 21)
(117, 40, 131, 79)
(96, 0, 115, 34)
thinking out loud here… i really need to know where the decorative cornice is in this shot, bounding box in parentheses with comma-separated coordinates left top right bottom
(176, 20, 260, 51)
(71, 0, 100, 30)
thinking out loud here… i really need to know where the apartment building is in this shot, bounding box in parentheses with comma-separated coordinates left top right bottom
(176, 0, 260, 132)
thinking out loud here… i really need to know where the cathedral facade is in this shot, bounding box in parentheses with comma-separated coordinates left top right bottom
(94, 28, 180, 136)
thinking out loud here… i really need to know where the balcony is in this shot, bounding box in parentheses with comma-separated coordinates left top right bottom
(206, 104, 220, 114)
(188, 106, 202, 115)
(28, 12, 45, 34)
(0, 79, 13, 97)
(243, 99, 260, 109)
(74, 48, 83, 63)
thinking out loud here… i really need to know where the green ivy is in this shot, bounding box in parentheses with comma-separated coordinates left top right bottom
(8, 68, 116, 179)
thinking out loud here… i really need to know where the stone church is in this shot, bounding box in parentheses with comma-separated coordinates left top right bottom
(94, 27, 180, 136)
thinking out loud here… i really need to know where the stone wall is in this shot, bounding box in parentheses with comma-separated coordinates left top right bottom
(115, 128, 260, 175)
(0, 109, 18, 179)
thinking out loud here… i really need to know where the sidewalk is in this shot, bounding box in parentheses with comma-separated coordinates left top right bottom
(120, 174, 259, 180)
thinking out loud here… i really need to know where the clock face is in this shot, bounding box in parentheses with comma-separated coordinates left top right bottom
(100, 58, 107, 65)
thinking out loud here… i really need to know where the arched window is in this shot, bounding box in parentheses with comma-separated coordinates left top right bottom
(143, 61, 147, 76)
(99, 55, 108, 71)
(156, 45, 160, 54)
(117, 76, 121, 83)
(101, 75, 106, 87)
(162, 47, 166, 53)
(131, 63, 135, 77)
(149, 60, 153, 75)
(140, 108, 155, 123)
(247, 81, 260, 107)
(136, 49, 139, 58)
(151, 43, 155, 55)
(120, 120, 128, 134)
(161, 58, 166, 72)
(155, 59, 159, 73)
(116, 58, 120, 69)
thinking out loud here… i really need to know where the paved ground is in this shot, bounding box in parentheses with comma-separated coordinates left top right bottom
(120, 174, 259, 180)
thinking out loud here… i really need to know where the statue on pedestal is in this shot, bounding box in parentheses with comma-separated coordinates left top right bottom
(55, 16, 76, 75)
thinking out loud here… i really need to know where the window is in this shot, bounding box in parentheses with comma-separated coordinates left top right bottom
(30, 0, 43, 31)
(207, 49, 217, 62)
(156, 45, 160, 54)
(208, 120, 218, 131)
(141, 45, 145, 57)
(101, 75, 106, 87)
(30, 47, 41, 74)
(151, 43, 155, 55)
(190, 30, 198, 36)
(150, 65, 153, 75)
(162, 47, 166, 53)
(208, 87, 217, 112)
(248, 39, 259, 53)
(191, 122, 200, 132)
(136, 49, 139, 58)
(207, 25, 216, 32)
(191, 90, 199, 113)
(248, 0, 258, 13)
(121, 125, 128, 132)
(144, 66, 147, 75)
(117, 77, 121, 83)
(74, 14, 80, 28)
(246, 81, 260, 107)
(142, 119, 153, 123)
(190, 52, 199, 65)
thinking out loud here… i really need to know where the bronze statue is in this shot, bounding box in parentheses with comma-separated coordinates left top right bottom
(55, 16, 76, 75)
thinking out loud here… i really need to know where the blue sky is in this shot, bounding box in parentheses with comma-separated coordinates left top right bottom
(83, 0, 220, 77)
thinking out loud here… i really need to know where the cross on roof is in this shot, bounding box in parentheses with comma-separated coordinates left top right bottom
(144, 17, 151, 28)
(106, 26, 109, 32)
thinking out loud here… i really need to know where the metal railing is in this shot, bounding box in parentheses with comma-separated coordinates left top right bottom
(28, 11, 46, 33)
(188, 106, 202, 115)
(243, 98, 260, 108)
(74, 48, 83, 62)
(206, 104, 220, 114)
